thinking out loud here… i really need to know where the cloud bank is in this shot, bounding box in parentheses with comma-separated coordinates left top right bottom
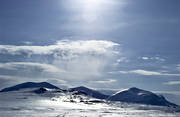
(0, 40, 119, 57)
(0, 40, 119, 87)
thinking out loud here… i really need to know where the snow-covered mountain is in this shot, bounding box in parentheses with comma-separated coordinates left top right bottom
(0, 82, 60, 92)
(108, 87, 177, 107)
(0, 82, 180, 116)
(0, 82, 178, 107)
(69, 86, 109, 99)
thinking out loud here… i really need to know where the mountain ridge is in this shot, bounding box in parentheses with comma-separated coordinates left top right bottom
(0, 82, 60, 92)
(0, 82, 178, 107)
(108, 87, 177, 107)
(69, 86, 109, 99)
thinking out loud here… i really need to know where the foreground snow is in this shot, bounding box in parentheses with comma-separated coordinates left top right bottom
(0, 91, 179, 117)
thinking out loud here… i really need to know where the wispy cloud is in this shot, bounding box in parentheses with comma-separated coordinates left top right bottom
(163, 81, 180, 85)
(176, 64, 180, 71)
(110, 69, 180, 77)
(90, 79, 116, 84)
(140, 56, 165, 62)
(153, 91, 180, 95)
(0, 40, 120, 84)
(142, 56, 149, 60)
(0, 62, 64, 73)
(130, 69, 161, 75)
(113, 57, 129, 66)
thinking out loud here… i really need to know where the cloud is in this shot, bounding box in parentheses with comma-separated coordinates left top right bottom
(153, 91, 180, 95)
(23, 41, 33, 45)
(0, 40, 120, 84)
(0, 62, 64, 73)
(130, 69, 161, 75)
(87, 78, 118, 89)
(163, 81, 180, 85)
(176, 64, 180, 71)
(142, 57, 149, 60)
(0, 62, 67, 82)
(113, 57, 129, 66)
(0, 40, 119, 57)
(140, 56, 165, 62)
(111, 69, 180, 77)
(0, 74, 69, 89)
(50, 40, 119, 80)
(90, 79, 116, 84)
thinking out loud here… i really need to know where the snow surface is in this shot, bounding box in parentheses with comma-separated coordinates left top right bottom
(0, 90, 179, 117)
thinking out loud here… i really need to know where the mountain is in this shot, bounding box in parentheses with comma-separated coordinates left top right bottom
(97, 89, 118, 95)
(33, 87, 48, 94)
(0, 82, 60, 92)
(158, 93, 180, 106)
(108, 87, 177, 107)
(0, 82, 178, 107)
(69, 86, 109, 99)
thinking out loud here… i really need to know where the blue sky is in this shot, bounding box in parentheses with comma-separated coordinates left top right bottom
(0, 0, 180, 97)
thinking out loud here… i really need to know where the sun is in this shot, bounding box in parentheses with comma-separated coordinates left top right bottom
(83, 0, 104, 8)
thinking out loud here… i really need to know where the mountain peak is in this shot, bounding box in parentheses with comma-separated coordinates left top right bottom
(129, 87, 140, 91)
(108, 87, 177, 107)
(76, 86, 88, 89)
(70, 86, 109, 99)
(0, 82, 60, 92)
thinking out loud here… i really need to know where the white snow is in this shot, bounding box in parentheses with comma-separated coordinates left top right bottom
(0, 91, 179, 117)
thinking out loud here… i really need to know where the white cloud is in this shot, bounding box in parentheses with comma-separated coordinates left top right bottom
(91, 79, 116, 84)
(112, 57, 129, 66)
(0, 40, 119, 57)
(153, 57, 165, 62)
(53, 55, 110, 80)
(87, 79, 118, 89)
(118, 71, 129, 74)
(130, 69, 161, 75)
(23, 41, 33, 45)
(163, 81, 180, 85)
(51, 40, 119, 80)
(0, 40, 120, 82)
(140, 56, 165, 62)
(142, 57, 149, 60)
(0, 62, 64, 73)
(111, 69, 180, 77)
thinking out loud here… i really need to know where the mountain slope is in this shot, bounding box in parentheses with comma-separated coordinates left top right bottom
(108, 87, 177, 107)
(69, 86, 109, 99)
(0, 82, 60, 92)
(0, 82, 178, 107)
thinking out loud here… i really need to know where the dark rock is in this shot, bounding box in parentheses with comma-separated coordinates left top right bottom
(33, 87, 47, 94)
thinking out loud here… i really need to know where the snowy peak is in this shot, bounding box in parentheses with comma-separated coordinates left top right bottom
(0, 82, 178, 107)
(108, 87, 177, 107)
(127, 87, 154, 96)
(129, 87, 144, 92)
(69, 86, 109, 99)
(0, 82, 60, 92)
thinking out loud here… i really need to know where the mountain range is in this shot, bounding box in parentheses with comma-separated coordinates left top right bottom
(0, 82, 178, 107)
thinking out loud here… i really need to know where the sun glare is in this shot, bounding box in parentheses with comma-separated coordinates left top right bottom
(79, 0, 107, 23)
(83, 0, 104, 8)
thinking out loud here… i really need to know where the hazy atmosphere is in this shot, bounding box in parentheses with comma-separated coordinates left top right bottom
(1, 0, 180, 105)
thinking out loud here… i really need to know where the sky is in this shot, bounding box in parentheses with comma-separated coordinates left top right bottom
(0, 0, 180, 97)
